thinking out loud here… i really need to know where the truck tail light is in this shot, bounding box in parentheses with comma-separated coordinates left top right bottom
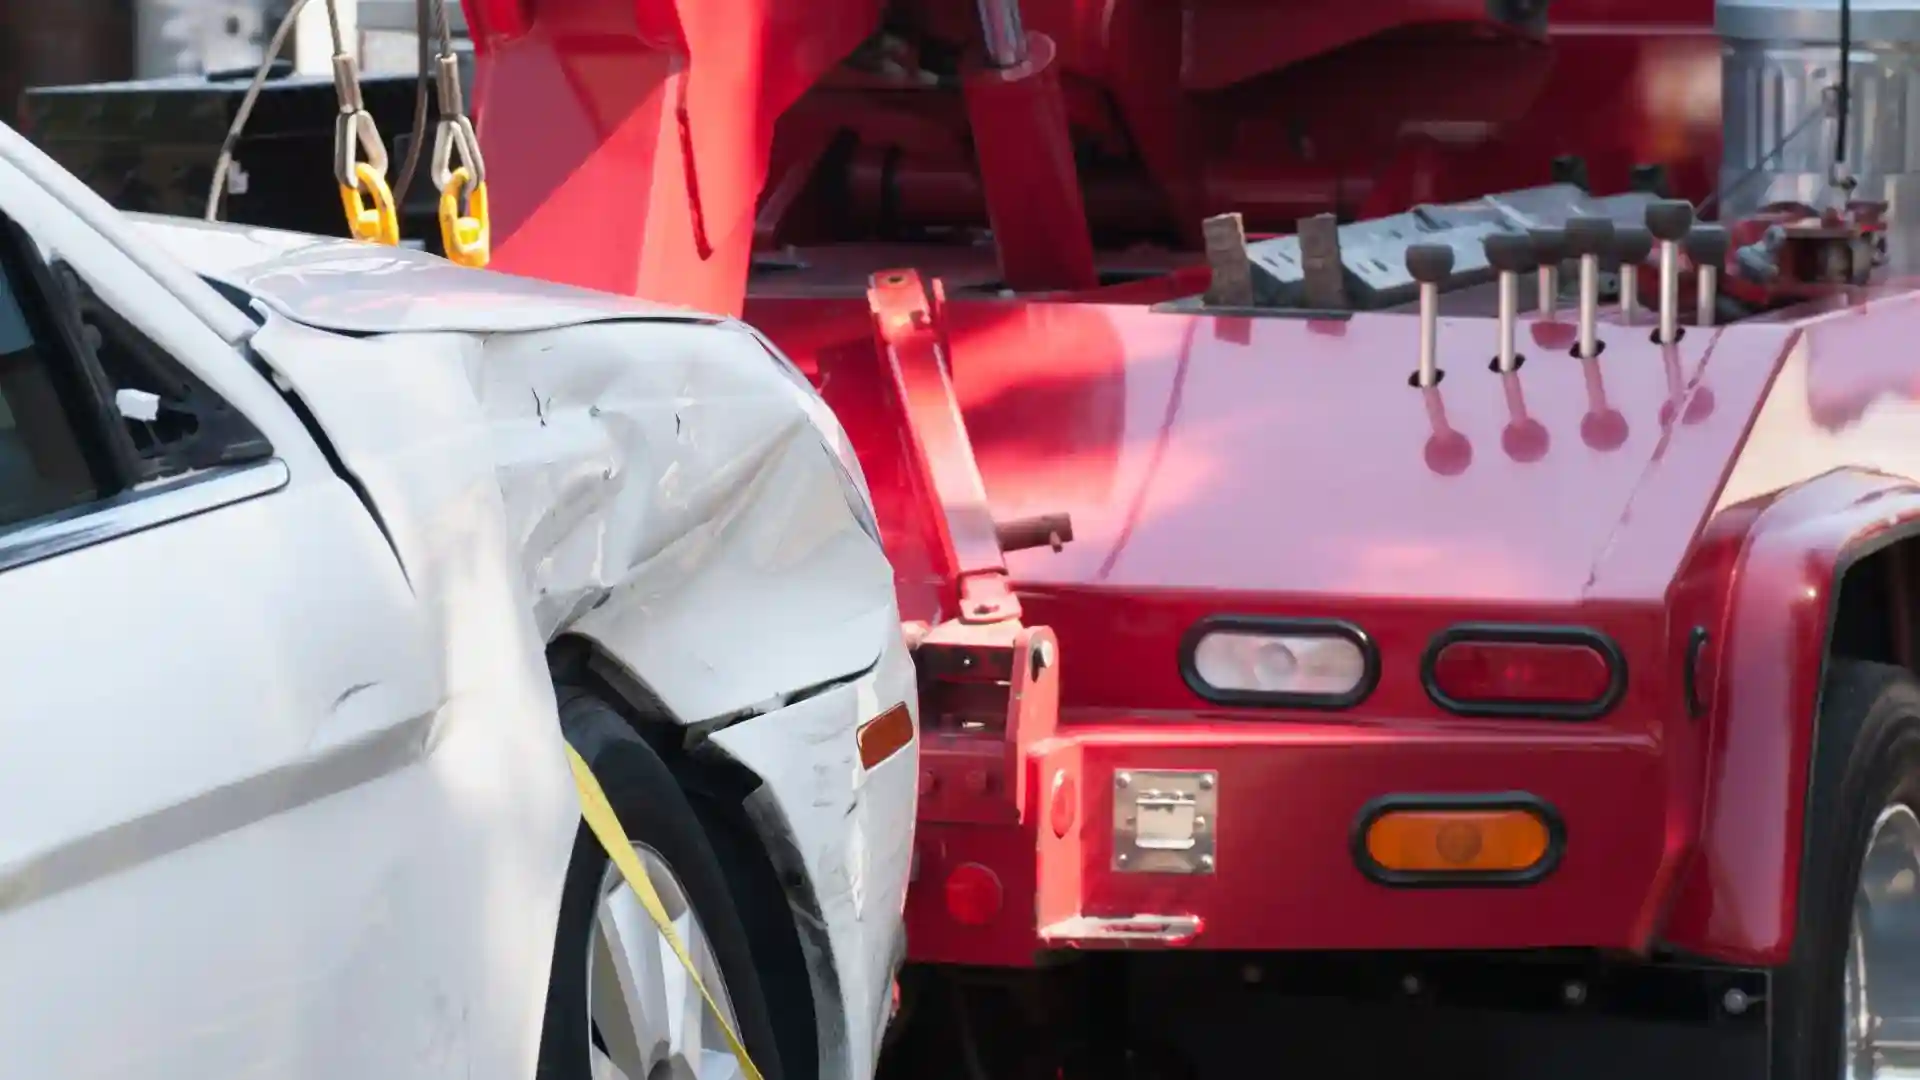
(943, 862, 1002, 926)
(1180, 617, 1378, 709)
(1422, 625, 1625, 719)
(1355, 795, 1563, 885)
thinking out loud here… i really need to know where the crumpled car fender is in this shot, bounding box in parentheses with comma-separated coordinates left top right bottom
(249, 314, 901, 725)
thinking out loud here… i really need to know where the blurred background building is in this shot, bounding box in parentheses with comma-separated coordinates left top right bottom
(2, 0, 462, 118)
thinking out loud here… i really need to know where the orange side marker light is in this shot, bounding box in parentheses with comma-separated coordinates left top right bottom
(858, 703, 915, 770)
(1359, 799, 1560, 883)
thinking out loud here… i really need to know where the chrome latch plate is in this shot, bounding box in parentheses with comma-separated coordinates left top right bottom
(1112, 769, 1217, 874)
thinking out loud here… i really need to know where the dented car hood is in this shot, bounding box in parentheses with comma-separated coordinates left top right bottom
(128, 214, 713, 335)
(137, 216, 899, 724)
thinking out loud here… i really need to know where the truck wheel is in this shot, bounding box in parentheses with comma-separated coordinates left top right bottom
(1775, 659, 1920, 1079)
(538, 688, 785, 1080)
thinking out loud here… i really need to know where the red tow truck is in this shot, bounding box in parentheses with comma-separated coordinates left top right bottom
(455, 0, 1920, 1074)
(46, 0, 1918, 1073)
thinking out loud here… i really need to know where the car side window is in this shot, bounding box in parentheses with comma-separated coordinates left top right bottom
(0, 209, 271, 536)
(44, 258, 271, 483)
(0, 227, 110, 530)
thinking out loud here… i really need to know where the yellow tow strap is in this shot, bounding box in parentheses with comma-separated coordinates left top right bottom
(565, 745, 765, 1080)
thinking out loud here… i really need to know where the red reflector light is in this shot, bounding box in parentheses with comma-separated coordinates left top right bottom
(943, 862, 1003, 927)
(1423, 627, 1623, 719)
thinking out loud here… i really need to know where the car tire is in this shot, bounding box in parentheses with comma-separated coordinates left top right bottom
(1772, 659, 1920, 1079)
(536, 687, 786, 1080)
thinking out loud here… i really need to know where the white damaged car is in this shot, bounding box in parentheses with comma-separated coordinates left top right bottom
(0, 123, 915, 1080)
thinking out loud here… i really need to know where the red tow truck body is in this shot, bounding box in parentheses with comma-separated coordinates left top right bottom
(454, 0, 1920, 1074)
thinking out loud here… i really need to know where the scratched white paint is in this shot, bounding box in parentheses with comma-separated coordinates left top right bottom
(711, 633, 919, 1080)
(0, 139, 578, 1080)
(0, 124, 917, 1080)
(121, 206, 915, 1077)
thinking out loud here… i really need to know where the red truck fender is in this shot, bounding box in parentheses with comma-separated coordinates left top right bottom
(1660, 468, 1920, 965)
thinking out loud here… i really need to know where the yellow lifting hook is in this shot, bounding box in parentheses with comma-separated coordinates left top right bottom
(327, 0, 399, 246)
(429, 43, 491, 268)
(438, 166, 490, 267)
(340, 158, 401, 247)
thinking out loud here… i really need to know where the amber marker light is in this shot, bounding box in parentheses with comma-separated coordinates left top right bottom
(1353, 795, 1563, 886)
(858, 703, 915, 770)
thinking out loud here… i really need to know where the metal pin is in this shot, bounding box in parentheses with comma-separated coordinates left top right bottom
(1405, 243, 1455, 387)
(1482, 232, 1535, 373)
(1612, 225, 1652, 324)
(1645, 201, 1696, 346)
(975, 0, 1030, 68)
(1418, 280, 1440, 385)
(1566, 217, 1614, 360)
(1499, 274, 1519, 364)
(1686, 225, 1730, 329)
(1528, 227, 1567, 319)
(1660, 244, 1678, 342)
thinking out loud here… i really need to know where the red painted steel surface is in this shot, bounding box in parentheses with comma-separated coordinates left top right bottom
(744, 288, 1813, 962)
(961, 34, 1097, 292)
(461, 0, 882, 315)
(458, 0, 1920, 975)
(1660, 298, 1920, 964)
(464, 0, 1720, 312)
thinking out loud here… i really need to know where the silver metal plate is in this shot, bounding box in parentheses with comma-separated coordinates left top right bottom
(1112, 770, 1217, 874)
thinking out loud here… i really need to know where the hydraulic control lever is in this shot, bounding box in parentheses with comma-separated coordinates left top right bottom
(1646, 200, 1696, 345)
(1611, 225, 1653, 324)
(1566, 216, 1614, 359)
(1483, 232, 1535, 373)
(1685, 225, 1730, 328)
(1406, 243, 1454, 388)
(1529, 227, 1567, 319)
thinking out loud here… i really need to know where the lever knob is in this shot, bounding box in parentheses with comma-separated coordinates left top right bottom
(1483, 232, 1536, 274)
(1611, 224, 1654, 265)
(1684, 224, 1731, 268)
(1528, 227, 1568, 266)
(1565, 216, 1616, 258)
(1645, 199, 1696, 243)
(1406, 243, 1456, 284)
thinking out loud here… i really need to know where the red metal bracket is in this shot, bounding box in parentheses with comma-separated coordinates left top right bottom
(868, 268, 1061, 829)
(867, 268, 1020, 625)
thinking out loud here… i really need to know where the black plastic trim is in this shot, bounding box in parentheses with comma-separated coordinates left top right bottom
(1351, 791, 1567, 888)
(1419, 622, 1627, 720)
(1179, 615, 1379, 710)
(1684, 625, 1710, 720)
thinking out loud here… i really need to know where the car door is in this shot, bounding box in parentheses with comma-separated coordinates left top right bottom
(0, 166, 548, 1076)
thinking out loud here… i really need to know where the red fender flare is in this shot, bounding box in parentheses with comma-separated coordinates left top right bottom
(1660, 468, 1920, 965)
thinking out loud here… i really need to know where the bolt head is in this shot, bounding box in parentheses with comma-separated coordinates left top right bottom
(1563, 981, 1587, 1005)
(1117, 853, 1131, 866)
(1723, 988, 1751, 1015)
(1198, 774, 1215, 790)
(1401, 975, 1422, 995)
(1199, 854, 1216, 871)
(1116, 772, 1132, 788)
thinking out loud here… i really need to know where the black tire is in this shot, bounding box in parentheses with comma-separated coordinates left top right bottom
(1773, 659, 1920, 1078)
(536, 688, 786, 1080)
